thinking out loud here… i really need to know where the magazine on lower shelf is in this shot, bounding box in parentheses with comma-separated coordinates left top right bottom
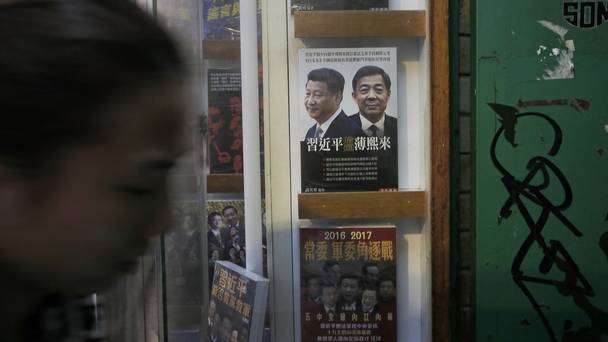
(299, 226, 397, 342)
(208, 261, 269, 342)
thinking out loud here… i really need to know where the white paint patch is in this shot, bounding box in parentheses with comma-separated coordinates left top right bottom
(604, 124, 608, 133)
(543, 40, 575, 80)
(537, 45, 547, 55)
(537, 20, 568, 41)
(537, 20, 575, 80)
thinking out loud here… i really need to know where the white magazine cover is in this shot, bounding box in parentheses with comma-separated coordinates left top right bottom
(297, 47, 399, 192)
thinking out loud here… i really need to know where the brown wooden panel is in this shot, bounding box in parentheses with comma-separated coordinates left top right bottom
(294, 10, 426, 38)
(298, 191, 426, 219)
(202, 40, 263, 60)
(207, 174, 244, 193)
(202, 40, 241, 60)
(430, 0, 451, 340)
(207, 174, 265, 193)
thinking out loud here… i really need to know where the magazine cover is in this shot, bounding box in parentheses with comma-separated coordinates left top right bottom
(291, 0, 388, 11)
(208, 261, 269, 342)
(299, 226, 397, 342)
(206, 200, 268, 282)
(207, 68, 243, 174)
(202, 0, 240, 40)
(298, 47, 398, 192)
(202, 0, 261, 40)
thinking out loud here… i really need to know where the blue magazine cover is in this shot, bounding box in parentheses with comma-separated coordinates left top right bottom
(203, 0, 240, 40)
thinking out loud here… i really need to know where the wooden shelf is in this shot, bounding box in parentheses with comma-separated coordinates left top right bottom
(207, 174, 265, 194)
(298, 191, 426, 219)
(294, 10, 426, 38)
(202, 40, 241, 60)
(202, 40, 263, 60)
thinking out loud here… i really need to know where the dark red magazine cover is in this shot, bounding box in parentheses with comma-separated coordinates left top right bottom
(299, 227, 397, 342)
(207, 68, 243, 174)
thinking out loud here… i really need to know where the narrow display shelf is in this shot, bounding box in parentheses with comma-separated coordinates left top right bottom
(207, 174, 265, 193)
(207, 174, 243, 193)
(294, 10, 426, 38)
(298, 190, 426, 219)
(202, 40, 241, 60)
(202, 40, 263, 60)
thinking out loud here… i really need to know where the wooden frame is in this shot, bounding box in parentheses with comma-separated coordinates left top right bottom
(207, 174, 265, 193)
(294, 10, 426, 38)
(202, 41, 263, 60)
(430, 0, 451, 340)
(292, 4, 451, 341)
(202, 40, 241, 59)
(298, 191, 426, 219)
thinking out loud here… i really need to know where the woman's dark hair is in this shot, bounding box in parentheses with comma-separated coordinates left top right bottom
(0, 0, 184, 172)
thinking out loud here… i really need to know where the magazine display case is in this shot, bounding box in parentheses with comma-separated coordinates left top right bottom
(127, 0, 449, 341)
(262, 0, 450, 340)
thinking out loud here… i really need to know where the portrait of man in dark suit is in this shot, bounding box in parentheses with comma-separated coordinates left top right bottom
(337, 274, 362, 312)
(349, 65, 397, 144)
(207, 212, 226, 254)
(349, 65, 398, 183)
(304, 68, 364, 140)
(222, 205, 244, 243)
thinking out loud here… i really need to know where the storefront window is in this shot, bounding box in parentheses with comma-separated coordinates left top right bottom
(136, 0, 439, 341)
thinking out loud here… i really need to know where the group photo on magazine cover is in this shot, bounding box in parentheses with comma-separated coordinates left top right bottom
(299, 227, 397, 342)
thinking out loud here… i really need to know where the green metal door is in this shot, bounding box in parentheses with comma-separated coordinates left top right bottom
(474, 1, 608, 341)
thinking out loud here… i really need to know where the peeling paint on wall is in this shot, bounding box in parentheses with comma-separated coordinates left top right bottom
(538, 20, 568, 40)
(536, 20, 575, 80)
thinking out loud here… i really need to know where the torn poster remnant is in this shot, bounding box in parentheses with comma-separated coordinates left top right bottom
(536, 20, 575, 80)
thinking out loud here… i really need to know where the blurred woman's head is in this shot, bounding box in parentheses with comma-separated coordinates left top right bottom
(0, 0, 187, 295)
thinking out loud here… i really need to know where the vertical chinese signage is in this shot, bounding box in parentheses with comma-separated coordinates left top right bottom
(298, 47, 399, 192)
(208, 261, 269, 342)
(300, 227, 397, 342)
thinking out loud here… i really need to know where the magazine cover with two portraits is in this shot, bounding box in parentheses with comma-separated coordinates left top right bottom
(298, 47, 398, 193)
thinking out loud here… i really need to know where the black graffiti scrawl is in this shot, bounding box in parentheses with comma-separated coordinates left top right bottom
(489, 103, 608, 342)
